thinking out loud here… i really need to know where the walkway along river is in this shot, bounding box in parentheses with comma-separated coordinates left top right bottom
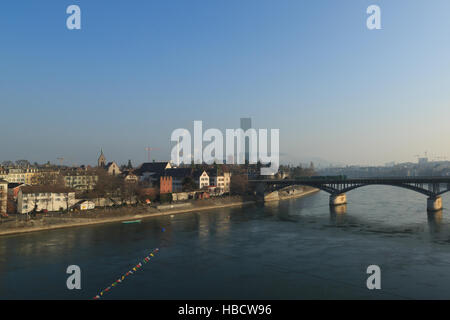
(2, 185, 450, 299)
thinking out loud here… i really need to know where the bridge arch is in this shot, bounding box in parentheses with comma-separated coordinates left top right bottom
(253, 178, 450, 212)
(264, 181, 450, 197)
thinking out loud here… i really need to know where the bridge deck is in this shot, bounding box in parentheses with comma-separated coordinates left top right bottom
(250, 177, 450, 184)
(250, 176, 450, 197)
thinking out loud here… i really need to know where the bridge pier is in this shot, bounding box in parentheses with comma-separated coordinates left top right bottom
(427, 196, 443, 212)
(330, 193, 347, 207)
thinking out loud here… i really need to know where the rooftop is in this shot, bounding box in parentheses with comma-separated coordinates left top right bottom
(20, 185, 75, 194)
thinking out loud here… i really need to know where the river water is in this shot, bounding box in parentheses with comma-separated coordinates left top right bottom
(2, 186, 450, 300)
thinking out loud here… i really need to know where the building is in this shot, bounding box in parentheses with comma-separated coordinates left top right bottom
(0, 167, 7, 180)
(164, 168, 210, 191)
(123, 171, 139, 183)
(418, 157, 428, 166)
(76, 200, 95, 211)
(62, 171, 98, 191)
(8, 183, 29, 201)
(3, 167, 39, 184)
(32, 169, 60, 185)
(98, 149, 106, 168)
(160, 176, 173, 194)
(17, 185, 76, 214)
(209, 171, 231, 193)
(105, 162, 121, 176)
(195, 170, 210, 189)
(0, 179, 8, 216)
(137, 161, 172, 185)
(164, 168, 192, 192)
(240, 117, 252, 164)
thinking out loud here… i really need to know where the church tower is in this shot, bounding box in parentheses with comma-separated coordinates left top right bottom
(98, 149, 106, 168)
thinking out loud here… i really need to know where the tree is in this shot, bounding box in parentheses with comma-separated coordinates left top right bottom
(120, 180, 140, 205)
(0, 189, 6, 216)
(159, 193, 173, 203)
(92, 169, 122, 198)
(16, 160, 30, 167)
(2, 160, 14, 167)
(35, 171, 60, 185)
(230, 174, 249, 195)
(182, 177, 196, 192)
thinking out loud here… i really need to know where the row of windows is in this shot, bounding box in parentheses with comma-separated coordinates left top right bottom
(23, 198, 67, 203)
(24, 193, 70, 198)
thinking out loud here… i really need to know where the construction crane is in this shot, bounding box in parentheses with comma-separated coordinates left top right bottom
(414, 152, 429, 162)
(145, 147, 160, 162)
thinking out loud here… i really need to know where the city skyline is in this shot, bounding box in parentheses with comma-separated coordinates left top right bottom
(2, 1, 450, 166)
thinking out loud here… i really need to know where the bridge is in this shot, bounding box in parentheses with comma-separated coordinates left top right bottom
(249, 177, 450, 212)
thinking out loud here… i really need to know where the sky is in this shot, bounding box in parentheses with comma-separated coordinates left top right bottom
(1, 0, 450, 167)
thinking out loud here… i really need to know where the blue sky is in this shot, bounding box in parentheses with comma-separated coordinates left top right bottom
(1, 0, 450, 167)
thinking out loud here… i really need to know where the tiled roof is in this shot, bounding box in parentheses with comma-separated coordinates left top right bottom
(20, 185, 75, 194)
(137, 162, 171, 175)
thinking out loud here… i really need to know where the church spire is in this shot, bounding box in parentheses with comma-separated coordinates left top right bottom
(98, 148, 106, 168)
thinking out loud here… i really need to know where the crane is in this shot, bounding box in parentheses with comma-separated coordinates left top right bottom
(145, 147, 160, 162)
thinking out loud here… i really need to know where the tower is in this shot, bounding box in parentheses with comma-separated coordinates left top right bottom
(98, 149, 106, 168)
(240, 117, 252, 164)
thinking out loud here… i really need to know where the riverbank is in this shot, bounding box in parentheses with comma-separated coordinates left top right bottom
(0, 188, 319, 237)
(264, 186, 319, 201)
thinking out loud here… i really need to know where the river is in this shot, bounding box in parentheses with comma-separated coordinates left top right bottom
(2, 186, 450, 300)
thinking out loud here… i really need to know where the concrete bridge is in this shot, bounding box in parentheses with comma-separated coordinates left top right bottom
(250, 177, 450, 212)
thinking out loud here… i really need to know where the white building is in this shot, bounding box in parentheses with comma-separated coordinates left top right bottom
(2, 168, 39, 184)
(196, 170, 210, 189)
(105, 162, 121, 176)
(210, 172, 231, 193)
(17, 186, 76, 214)
(63, 172, 98, 190)
(76, 200, 95, 211)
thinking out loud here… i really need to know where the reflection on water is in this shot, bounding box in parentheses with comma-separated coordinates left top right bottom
(330, 204, 347, 215)
(427, 210, 443, 233)
(330, 205, 347, 226)
(2, 186, 450, 299)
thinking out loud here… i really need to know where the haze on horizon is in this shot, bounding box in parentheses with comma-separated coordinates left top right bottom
(1, 0, 450, 167)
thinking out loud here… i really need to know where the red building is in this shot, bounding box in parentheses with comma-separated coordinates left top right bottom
(160, 176, 173, 194)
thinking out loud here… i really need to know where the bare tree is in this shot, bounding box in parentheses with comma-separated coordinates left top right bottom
(230, 174, 249, 195)
(35, 171, 60, 185)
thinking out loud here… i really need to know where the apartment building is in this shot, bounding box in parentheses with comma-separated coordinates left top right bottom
(17, 186, 76, 214)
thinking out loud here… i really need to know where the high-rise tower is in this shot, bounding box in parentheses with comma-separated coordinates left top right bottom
(240, 118, 252, 164)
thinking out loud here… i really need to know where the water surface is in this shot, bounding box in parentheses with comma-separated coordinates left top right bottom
(2, 186, 450, 299)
